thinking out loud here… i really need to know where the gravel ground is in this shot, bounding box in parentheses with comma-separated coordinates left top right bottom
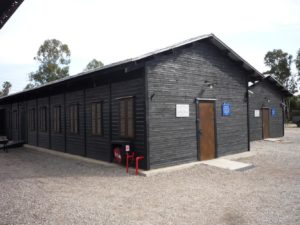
(0, 128, 300, 225)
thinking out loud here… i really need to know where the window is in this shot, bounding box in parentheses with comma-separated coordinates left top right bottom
(13, 110, 18, 129)
(120, 97, 134, 138)
(29, 108, 36, 131)
(53, 106, 61, 133)
(39, 107, 47, 132)
(70, 104, 79, 134)
(92, 102, 102, 135)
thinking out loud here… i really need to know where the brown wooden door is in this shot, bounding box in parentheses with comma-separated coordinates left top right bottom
(198, 101, 216, 160)
(262, 108, 270, 139)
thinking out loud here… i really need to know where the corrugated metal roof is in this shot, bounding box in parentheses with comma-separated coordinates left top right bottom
(0, 33, 266, 101)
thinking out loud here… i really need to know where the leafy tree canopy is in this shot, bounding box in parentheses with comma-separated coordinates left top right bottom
(263, 49, 298, 94)
(290, 95, 300, 110)
(0, 81, 12, 97)
(296, 49, 300, 77)
(23, 83, 35, 90)
(83, 59, 104, 72)
(25, 39, 71, 89)
(263, 49, 293, 82)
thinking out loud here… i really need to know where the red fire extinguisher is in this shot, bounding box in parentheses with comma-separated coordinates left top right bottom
(113, 147, 122, 164)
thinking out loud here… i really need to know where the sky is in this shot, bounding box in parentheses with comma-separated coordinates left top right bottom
(1, 0, 300, 94)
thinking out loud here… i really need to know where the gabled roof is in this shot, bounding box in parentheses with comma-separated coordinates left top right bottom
(264, 75, 293, 97)
(0, 0, 24, 29)
(250, 75, 293, 97)
(0, 33, 265, 101)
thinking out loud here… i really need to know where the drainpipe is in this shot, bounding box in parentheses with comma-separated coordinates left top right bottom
(246, 75, 250, 151)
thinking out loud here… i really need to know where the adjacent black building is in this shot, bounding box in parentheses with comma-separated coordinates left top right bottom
(249, 75, 292, 141)
(0, 34, 291, 170)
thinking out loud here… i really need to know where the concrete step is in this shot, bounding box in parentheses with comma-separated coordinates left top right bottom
(201, 158, 254, 171)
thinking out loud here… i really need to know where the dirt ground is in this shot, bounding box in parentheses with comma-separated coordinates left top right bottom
(0, 128, 299, 225)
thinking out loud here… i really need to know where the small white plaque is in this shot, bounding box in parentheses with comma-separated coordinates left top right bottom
(176, 104, 189, 117)
(254, 110, 260, 117)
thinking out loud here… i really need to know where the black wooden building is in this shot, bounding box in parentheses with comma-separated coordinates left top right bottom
(249, 75, 292, 141)
(0, 34, 290, 170)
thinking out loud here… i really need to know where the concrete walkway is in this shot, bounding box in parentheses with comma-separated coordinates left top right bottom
(25, 144, 255, 176)
(140, 151, 255, 176)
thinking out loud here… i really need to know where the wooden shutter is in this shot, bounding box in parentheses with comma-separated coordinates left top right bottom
(92, 103, 96, 135)
(92, 102, 102, 135)
(127, 98, 134, 138)
(120, 100, 126, 136)
(119, 97, 134, 138)
(53, 106, 61, 133)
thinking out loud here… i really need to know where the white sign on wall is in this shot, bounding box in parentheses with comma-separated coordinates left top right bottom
(176, 104, 190, 117)
(254, 110, 260, 117)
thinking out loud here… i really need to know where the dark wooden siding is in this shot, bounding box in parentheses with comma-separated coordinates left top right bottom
(0, 104, 11, 138)
(146, 41, 248, 168)
(37, 97, 50, 148)
(249, 81, 284, 141)
(11, 102, 19, 141)
(111, 73, 147, 168)
(66, 90, 85, 156)
(6, 105, 12, 139)
(85, 85, 110, 161)
(19, 101, 27, 142)
(50, 94, 65, 152)
(6, 105, 11, 139)
(27, 99, 37, 145)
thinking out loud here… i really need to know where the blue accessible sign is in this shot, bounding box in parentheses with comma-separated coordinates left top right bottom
(271, 108, 276, 117)
(222, 103, 231, 116)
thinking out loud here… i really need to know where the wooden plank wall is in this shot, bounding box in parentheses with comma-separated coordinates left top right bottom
(146, 41, 249, 168)
(85, 85, 110, 161)
(111, 75, 147, 168)
(11, 102, 19, 141)
(0, 104, 11, 138)
(0, 71, 146, 169)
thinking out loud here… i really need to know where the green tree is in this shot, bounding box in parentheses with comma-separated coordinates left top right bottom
(290, 95, 300, 110)
(26, 39, 71, 88)
(263, 49, 298, 93)
(83, 59, 104, 72)
(0, 81, 12, 97)
(296, 49, 300, 77)
(24, 83, 35, 90)
(286, 75, 298, 94)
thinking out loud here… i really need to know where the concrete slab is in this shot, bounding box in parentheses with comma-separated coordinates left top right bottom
(285, 123, 297, 128)
(264, 138, 291, 143)
(139, 154, 255, 176)
(264, 138, 282, 142)
(220, 151, 256, 160)
(139, 161, 203, 177)
(201, 158, 254, 171)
